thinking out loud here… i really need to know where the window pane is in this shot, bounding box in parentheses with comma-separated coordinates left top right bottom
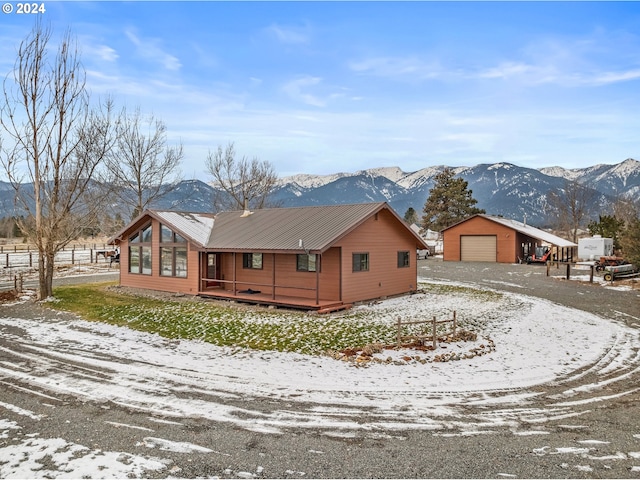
(353, 253, 369, 272)
(175, 248, 187, 277)
(174, 233, 187, 244)
(141, 225, 152, 243)
(297, 254, 316, 272)
(252, 253, 263, 269)
(130, 232, 140, 243)
(398, 251, 410, 268)
(160, 247, 173, 276)
(129, 247, 140, 273)
(142, 246, 152, 274)
(243, 253, 251, 268)
(160, 225, 173, 243)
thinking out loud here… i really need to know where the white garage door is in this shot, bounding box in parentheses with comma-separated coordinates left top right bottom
(460, 235, 497, 262)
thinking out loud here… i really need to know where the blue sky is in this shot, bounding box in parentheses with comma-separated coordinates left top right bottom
(1, 1, 640, 178)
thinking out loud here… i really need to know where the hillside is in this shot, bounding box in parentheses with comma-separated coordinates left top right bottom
(1, 159, 638, 228)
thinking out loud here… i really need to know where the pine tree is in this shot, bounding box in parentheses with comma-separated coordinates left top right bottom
(587, 215, 625, 251)
(620, 217, 640, 267)
(403, 207, 418, 225)
(421, 168, 484, 232)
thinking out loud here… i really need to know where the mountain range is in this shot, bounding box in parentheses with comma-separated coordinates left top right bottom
(1, 158, 638, 229)
(269, 158, 640, 227)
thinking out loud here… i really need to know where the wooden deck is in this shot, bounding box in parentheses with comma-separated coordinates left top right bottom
(198, 287, 351, 313)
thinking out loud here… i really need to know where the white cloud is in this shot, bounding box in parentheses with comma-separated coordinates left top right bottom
(282, 75, 326, 107)
(266, 23, 310, 45)
(349, 56, 445, 80)
(125, 28, 181, 71)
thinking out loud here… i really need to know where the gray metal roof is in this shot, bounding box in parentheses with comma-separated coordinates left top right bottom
(470, 214, 577, 247)
(152, 211, 215, 246)
(114, 203, 428, 252)
(206, 202, 410, 252)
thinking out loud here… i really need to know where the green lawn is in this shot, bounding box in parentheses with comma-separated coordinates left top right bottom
(52, 283, 501, 355)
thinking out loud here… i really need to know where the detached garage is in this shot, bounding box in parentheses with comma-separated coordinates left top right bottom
(442, 214, 577, 263)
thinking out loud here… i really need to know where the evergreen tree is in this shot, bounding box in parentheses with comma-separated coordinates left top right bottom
(587, 215, 625, 251)
(620, 217, 640, 267)
(421, 168, 484, 232)
(403, 207, 418, 225)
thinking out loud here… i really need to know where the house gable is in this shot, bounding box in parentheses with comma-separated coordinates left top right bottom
(113, 202, 427, 308)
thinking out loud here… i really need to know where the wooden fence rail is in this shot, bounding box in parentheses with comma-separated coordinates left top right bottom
(396, 311, 457, 349)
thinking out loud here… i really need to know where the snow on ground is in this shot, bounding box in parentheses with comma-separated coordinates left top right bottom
(1, 274, 640, 478)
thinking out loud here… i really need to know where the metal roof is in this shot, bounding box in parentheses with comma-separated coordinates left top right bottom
(112, 203, 429, 252)
(206, 202, 427, 252)
(474, 215, 577, 247)
(152, 211, 215, 246)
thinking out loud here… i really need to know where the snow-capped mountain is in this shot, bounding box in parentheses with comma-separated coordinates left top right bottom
(270, 158, 639, 227)
(0, 159, 637, 229)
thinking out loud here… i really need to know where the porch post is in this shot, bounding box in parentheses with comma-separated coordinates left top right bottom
(233, 252, 237, 295)
(316, 253, 320, 305)
(272, 253, 276, 300)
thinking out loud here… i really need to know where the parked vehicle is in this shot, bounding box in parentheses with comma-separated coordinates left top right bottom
(603, 263, 639, 282)
(526, 246, 552, 264)
(595, 256, 628, 272)
(417, 249, 430, 260)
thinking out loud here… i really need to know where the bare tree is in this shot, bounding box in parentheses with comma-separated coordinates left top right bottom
(206, 143, 278, 212)
(547, 179, 597, 243)
(107, 106, 183, 220)
(0, 23, 116, 299)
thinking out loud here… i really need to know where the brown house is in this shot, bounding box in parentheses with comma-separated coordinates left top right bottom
(441, 214, 577, 263)
(110, 202, 429, 312)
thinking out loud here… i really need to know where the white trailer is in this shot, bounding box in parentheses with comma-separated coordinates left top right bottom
(578, 236, 613, 261)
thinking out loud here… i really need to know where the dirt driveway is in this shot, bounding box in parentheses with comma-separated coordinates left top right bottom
(1, 262, 640, 478)
(422, 258, 639, 325)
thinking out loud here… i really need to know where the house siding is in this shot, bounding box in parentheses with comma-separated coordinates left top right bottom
(337, 209, 418, 303)
(443, 216, 517, 263)
(119, 218, 201, 294)
(114, 203, 426, 308)
(217, 248, 341, 302)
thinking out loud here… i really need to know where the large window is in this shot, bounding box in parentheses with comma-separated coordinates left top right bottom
(352, 253, 369, 272)
(129, 224, 152, 275)
(243, 253, 263, 269)
(297, 254, 318, 272)
(397, 251, 410, 268)
(160, 224, 187, 277)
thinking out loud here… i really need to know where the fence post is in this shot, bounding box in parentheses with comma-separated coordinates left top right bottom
(432, 316, 437, 350)
(71, 249, 75, 264)
(566, 263, 570, 280)
(453, 310, 457, 336)
(5, 253, 8, 268)
(589, 265, 594, 283)
(29, 252, 32, 267)
(396, 318, 402, 347)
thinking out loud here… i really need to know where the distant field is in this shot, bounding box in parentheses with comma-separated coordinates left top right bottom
(0, 237, 116, 290)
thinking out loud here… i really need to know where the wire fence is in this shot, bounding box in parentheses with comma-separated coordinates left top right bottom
(0, 244, 118, 292)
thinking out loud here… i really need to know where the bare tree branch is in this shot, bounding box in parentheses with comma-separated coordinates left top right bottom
(106, 106, 183, 219)
(0, 23, 115, 299)
(206, 142, 278, 212)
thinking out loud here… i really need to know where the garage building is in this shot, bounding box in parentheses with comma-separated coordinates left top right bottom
(442, 214, 577, 263)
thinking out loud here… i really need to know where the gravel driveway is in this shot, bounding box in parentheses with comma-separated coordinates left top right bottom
(0, 261, 639, 479)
